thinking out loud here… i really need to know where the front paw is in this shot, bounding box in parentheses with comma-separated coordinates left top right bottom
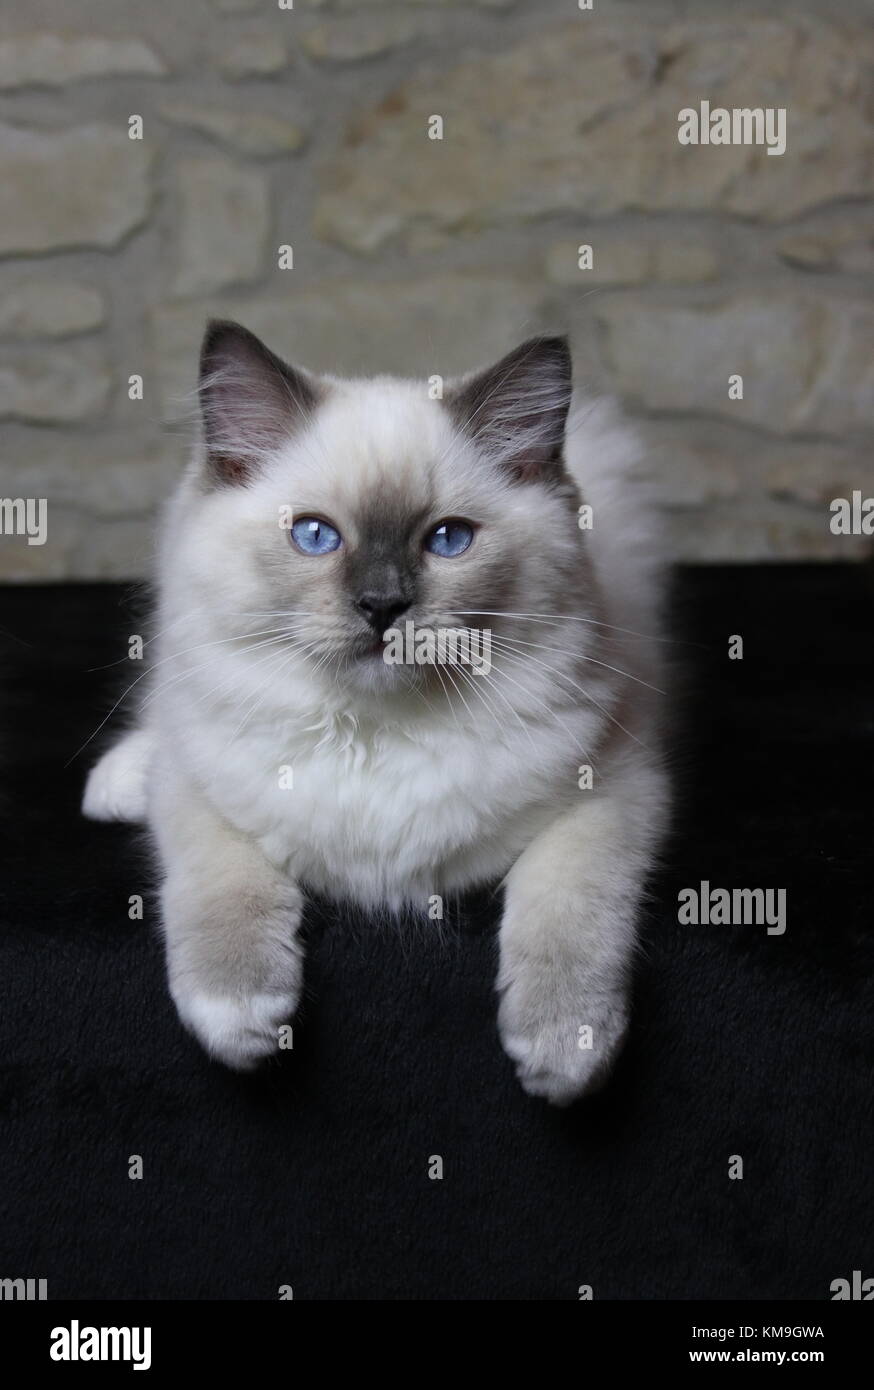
(171, 984, 297, 1072)
(497, 964, 629, 1106)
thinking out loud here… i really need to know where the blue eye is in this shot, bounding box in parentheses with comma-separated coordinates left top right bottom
(290, 517, 342, 555)
(425, 519, 474, 557)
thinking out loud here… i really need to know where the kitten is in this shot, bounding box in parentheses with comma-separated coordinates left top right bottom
(83, 321, 670, 1104)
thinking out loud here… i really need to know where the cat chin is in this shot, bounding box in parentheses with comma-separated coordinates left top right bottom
(340, 651, 423, 697)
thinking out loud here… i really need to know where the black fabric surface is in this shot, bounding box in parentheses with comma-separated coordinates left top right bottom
(0, 564, 871, 1301)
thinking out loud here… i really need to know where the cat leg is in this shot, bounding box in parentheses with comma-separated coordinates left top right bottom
(82, 727, 153, 823)
(153, 765, 304, 1071)
(497, 753, 668, 1105)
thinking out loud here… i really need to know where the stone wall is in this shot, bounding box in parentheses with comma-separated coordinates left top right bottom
(2, 0, 873, 578)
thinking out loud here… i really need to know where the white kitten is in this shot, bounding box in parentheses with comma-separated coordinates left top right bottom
(84, 322, 670, 1103)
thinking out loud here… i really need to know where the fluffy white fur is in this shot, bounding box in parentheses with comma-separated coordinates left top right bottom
(84, 326, 670, 1102)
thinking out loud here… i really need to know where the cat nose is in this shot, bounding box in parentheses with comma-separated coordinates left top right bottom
(354, 593, 410, 635)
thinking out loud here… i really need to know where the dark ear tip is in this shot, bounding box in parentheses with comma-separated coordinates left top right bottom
(525, 334, 571, 369)
(500, 334, 572, 385)
(200, 318, 249, 371)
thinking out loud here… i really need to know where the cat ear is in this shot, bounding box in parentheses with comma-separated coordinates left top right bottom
(446, 336, 572, 484)
(198, 319, 321, 486)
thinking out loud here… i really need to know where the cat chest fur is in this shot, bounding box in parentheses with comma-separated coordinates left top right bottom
(186, 713, 576, 906)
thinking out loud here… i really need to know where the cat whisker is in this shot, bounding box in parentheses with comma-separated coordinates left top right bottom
(85, 605, 210, 672)
(436, 657, 482, 732)
(449, 658, 540, 758)
(488, 636, 650, 751)
(174, 632, 319, 722)
(451, 609, 682, 647)
(485, 653, 595, 763)
(86, 606, 320, 673)
(430, 661, 467, 737)
(220, 637, 326, 751)
(137, 629, 307, 713)
(67, 625, 307, 766)
(486, 631, 666, 697)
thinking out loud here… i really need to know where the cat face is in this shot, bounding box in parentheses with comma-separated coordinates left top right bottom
(178, 321, 588, 696)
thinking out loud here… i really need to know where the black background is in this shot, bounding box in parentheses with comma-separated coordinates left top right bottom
(1, 564, 871, 1300)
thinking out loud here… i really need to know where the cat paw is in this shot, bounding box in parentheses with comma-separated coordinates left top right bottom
(497, 975, 629, 1106)
(171, 986, 296, 1072)
(82, 729, 152, 823)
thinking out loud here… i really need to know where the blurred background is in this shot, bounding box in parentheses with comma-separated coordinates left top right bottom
(1, 0, 873, 580)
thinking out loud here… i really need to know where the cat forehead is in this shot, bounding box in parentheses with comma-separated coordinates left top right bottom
(282, 377, 463, 497)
